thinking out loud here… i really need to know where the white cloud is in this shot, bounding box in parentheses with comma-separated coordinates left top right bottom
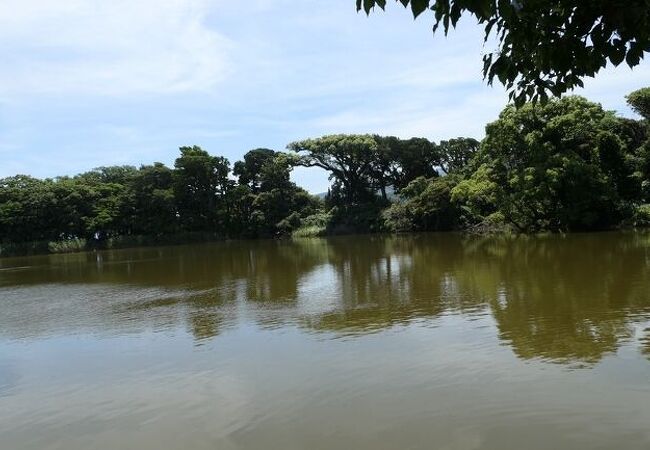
(0, 0, 648, 194)
(0, 0, 232, 96)
(306, 87, 508, 141)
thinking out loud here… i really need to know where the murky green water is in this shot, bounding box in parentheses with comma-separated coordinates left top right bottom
(1, 232, 650, 450)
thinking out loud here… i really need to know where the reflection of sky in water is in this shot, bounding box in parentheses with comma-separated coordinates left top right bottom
(0, 357, 20, 398)
(2, 313, 650, 450)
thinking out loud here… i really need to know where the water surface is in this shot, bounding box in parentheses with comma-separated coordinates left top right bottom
(1, 232, 650, 449)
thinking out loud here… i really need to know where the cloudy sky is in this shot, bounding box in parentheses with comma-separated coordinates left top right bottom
(1, 0, 649, 193)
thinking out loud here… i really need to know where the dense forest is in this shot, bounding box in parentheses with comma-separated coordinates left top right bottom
(1, 88, 649, 256)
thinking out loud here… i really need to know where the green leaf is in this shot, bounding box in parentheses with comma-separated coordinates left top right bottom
(362, 0, 375, 14)
(450, 4, 462, 27)
(609, 44, 626, 66)
(626, 41, 643, 68)
(476, 0, 494, 19)
(411, 0, 430, 18)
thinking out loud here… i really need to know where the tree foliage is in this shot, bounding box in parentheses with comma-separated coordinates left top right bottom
(1, 88, 649, 255)
(357, 1, 650, 104)
(627, 87, 650, 120)
(384, 90, 650, 233)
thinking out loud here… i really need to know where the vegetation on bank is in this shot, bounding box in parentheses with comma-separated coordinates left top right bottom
(1, 89, 649, 256)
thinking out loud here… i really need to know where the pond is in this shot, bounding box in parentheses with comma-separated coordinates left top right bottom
(1, 232, 650, 449)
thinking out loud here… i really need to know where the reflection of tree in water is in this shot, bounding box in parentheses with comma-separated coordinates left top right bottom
(184, 288, 239, 343)
(464, 233, 650, 365)
(3, 232, 650, 360)
(303, 234, 474, 333)
(189, 310, 224, 344)
(301, 232, 650, 365)
(242, 239, 327, 304)
(110, 239, 329, 342)
(119, 232, 650, 361)
(641, 328, 650, 359)
(0, 239, 329, 344)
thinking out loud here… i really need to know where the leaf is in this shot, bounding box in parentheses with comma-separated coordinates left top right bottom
(626, 41, 643, 68)
(483, 53, 494, 77)
(476, 0, 494, 19)
(514, 91, 527, 108)
(609, 44, 626, 66)
(484, 18, 497, 41)
(450, 4, 462, 27)
(411, 0, 429, 18)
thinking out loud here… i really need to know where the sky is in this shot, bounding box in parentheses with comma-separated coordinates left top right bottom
(1, 0, 649, 193)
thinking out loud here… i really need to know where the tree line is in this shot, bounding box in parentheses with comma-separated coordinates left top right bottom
(1, 88, 649, 255)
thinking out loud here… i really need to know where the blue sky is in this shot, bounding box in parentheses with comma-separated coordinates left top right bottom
(1, 0, 649, 193)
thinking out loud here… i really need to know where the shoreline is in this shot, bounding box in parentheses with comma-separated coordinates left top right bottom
(2, 227, 648, 259)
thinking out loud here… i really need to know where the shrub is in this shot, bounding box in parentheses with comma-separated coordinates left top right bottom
(0, 241, 49, 257)
(276, 212, 302, 235)
(634, 204, 650, 227)
(382, 201, 414, 232)
(292, 225, 327, 238)
(292, 211, 332, 238)
(48, 238, 87, 254)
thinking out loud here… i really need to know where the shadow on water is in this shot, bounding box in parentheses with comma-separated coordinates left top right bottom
(1, 231, 649, 364)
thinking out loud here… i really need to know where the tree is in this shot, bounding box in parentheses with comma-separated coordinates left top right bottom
(437, 137, 480, 175)
(233, 148, 278, 192)
(48, 177, 91, 240)
(627, 87, 650, 120)
(232, 149, 319, 237)
(471, 96, 638, 231)
(0, 176, 57, 243)
(289, 134, 378, 204)
(73, 167, 139, 239)
(383, 175, 462, 231)
(378, 136, 440, 192)
(131, 163, 177, 236)
(357, 1, 650, 104)
(173, 146, 231, 232)
(624, 88, 650, 201)
(77, 165, 138, 185)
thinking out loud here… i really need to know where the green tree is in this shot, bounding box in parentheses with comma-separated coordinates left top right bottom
(437, 138, 480, 175)
(48, 177, 91, 240)
(378, 136, 440, 192)
(627, 87, 650, 120)
(289, 135, 378, 204)
(383, 175, 462, 231)
(450, 163, 500, 226)
(233, 148, 278, 192)
(233, 150, 319, 237)
(73, 167, 138, 239)
(173, 146, 231, 232)
(471, 96, 639, 231)
(626, 88, 650, 196)
(131, 163, 177, 236)
(0, 175, 57, 243)
(357, 1, 650, 104)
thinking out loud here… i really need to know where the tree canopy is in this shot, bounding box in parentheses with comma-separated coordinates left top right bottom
(356, 1, 650, 104)
(627, 87, 650, 120)
(1, 87, 649, 255)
